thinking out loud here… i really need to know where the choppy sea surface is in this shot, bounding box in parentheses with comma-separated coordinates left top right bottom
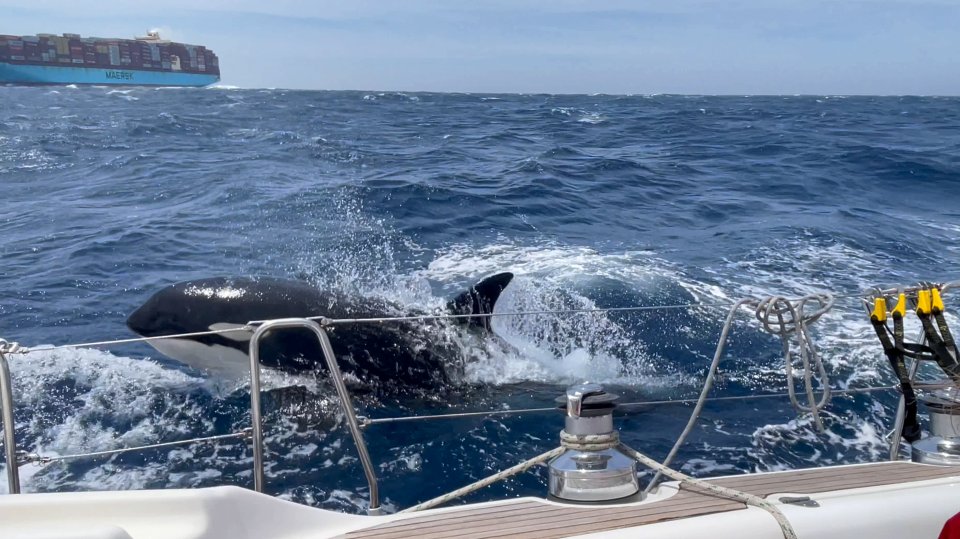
(1, 87, 959, 511)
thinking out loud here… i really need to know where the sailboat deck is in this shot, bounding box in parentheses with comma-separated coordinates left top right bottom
(342, 461, 960, 539)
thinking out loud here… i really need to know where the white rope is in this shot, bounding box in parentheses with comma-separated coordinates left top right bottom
(399, 429, 657, 514)
(0, 339, 23, 355)
(618, 443, 798, 539)
(399, 446, 565, 513)
(560, 432, 797, 538)
(400, 429, 797, 538)
(644, 297, 755, 492)
(755, 295, 834, 431)
(559, 430, 620, 451)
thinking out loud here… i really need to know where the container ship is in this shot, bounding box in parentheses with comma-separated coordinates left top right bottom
(0, 31, 219, 87)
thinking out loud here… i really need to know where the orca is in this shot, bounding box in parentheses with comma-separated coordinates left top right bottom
(126, 273, 514, 386)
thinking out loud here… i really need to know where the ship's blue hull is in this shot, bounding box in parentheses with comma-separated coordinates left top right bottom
(0, 62, 218, 87)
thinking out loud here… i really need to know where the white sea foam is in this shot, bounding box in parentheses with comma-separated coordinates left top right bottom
(903, 216, 960, 238)
(0, 344, 337, 495)
(411, 243, 712, 386)
(746, 411, 890, 470)
(361, 92, 419, 103)
(0, 347, 204, 494)
(578, 112, 606, 124)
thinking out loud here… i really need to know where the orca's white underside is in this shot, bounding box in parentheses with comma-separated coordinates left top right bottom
(148, 337, 251, 381)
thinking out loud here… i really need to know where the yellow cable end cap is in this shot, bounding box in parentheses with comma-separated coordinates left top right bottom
(871, 297, 887, 322)
(917, 289, 932, 315)
(932, 288, 946, 314)
(892, 293, 907, 318)
(870, 298, 887, 322)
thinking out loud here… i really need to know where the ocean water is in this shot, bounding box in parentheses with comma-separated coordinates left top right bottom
(1, 87, 959, 511)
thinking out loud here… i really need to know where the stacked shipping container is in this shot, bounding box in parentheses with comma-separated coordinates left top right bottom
(0, 33, 219, 76)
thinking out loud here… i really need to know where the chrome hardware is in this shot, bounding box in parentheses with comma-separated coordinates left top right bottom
(566, 383, 603, 418)
(549, 448, 640, 502)
(550, 384, 640, 502)
(912, 436, 960, 466)
(937, 438, 960, 454)
(779, 496, 820, 508)
(920, 389, 960, 439)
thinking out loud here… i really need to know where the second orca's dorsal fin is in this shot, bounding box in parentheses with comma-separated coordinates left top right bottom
(447, 272, 514, 329)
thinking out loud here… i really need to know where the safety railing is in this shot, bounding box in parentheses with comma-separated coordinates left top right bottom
(247, 318, 380, 514)
(0, 280, 958, 511)
(0, 341, 19, 494)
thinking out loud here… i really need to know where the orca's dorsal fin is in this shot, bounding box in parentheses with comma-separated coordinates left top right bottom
(446, 272, 514, 329)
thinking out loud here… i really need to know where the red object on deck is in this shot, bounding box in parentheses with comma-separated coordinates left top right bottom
(940, 512, 960, 539)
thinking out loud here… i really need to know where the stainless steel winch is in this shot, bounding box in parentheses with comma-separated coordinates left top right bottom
(548, 383, 641, 502)
(912, 389, 960, 465)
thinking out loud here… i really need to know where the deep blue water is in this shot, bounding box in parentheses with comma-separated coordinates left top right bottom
(1, 87, 960, 511)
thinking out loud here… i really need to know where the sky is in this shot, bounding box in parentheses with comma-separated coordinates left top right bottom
(3, 0, 958, 95)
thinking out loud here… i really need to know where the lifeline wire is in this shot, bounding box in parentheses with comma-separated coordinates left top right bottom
(7, 282, 956, 356)
(0, 303, 737, 354)
(358, 383, 914, 427)
(16, 429, 252, 466)
(3, 383, 933, 457)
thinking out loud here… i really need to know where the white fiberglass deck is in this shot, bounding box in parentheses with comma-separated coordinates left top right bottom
(3, 461, 959, 539)
(342, 461, 960, 539)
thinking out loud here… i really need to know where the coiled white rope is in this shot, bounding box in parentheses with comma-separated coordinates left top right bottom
(0, 339, 22, 355)
(755, 294, 834, 431)
(646, 293, 835, 493)
(559, 430, 621, 451)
